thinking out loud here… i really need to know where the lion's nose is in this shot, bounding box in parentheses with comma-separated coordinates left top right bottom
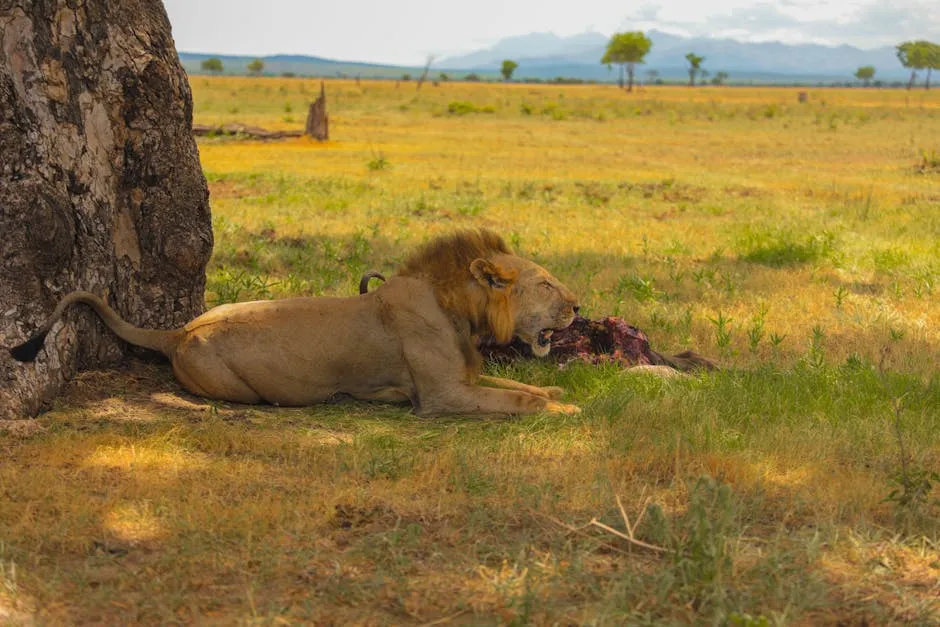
(573, 305, 580, 314)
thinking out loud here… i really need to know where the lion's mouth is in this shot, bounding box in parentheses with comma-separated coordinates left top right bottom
(537, 329, 554, 348)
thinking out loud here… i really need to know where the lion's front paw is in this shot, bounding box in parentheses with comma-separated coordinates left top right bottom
(545, 401, 581, 415)
(541, 386, 565, 400)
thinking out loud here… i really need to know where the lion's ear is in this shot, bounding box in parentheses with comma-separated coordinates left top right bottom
(470, 259, 517, 290)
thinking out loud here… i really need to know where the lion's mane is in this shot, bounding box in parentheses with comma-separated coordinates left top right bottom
(398, 229, 516, 345)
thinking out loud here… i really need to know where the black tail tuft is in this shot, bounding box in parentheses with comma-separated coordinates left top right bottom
(9, 332, 49, 362)
(359, 270, 387, 295)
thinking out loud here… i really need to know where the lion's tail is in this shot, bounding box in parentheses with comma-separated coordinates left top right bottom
(359, 270, 386, 295)
(9, 291, 183, 362)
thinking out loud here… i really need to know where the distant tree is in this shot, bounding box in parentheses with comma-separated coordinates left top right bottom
(601, 31, 653, 92)
(645, 69, 659, 84)
(924, 42, 940, 90)
(897, 41, 930, 89)
(500, 59, 519, 81)
(685, 52, 705, 86)
(416, 55, 436, 91)
(201, 57, 223, 74)
(711, 71, 729, 86)
(247, 58, 264, 76)
(401, 73, 412, 81)
(854, 65, 875, 87)
(439, 72, 449, 82)
(464, 73, 481, 82)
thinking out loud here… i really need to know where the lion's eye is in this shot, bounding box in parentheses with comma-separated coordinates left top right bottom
(540, 281, 553, 289)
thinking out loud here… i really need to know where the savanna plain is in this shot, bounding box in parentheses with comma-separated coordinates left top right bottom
(2, 77, 939, 625)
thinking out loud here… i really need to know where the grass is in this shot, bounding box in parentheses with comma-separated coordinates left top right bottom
(2, 77, 939, 624)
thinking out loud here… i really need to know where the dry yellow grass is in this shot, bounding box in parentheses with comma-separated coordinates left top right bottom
(1, 77, 938, 624)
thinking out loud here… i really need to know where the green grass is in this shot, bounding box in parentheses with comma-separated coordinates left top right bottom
(2, 78, 939, 624)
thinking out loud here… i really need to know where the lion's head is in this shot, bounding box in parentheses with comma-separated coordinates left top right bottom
(399, 230, 579, 358)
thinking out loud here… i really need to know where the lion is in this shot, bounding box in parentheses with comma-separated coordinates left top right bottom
(10, 230, 581, 416)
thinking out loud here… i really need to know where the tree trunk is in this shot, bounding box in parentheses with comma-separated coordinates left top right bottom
(626, 64, 635, 93)
(926, 68, 932, 90)
(304, 82, 329, 141)
(0, 0, 213, 419)
(907, 70, 917, 90)
(618, 65, 624, 90)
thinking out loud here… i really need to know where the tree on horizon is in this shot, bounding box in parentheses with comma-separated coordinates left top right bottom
(601, 31, 652, 92)
(416, 55, 436, 91)
(854, 65, 875, 87)
(711, 71, 729, 86)
(924, 42, 940, 90)
(685, 53, 705, 86)
(896, 41, 940, 90)
(201, 57, 223, 74)
(501, 59, 519, 81)
(247, 58, 264, 76)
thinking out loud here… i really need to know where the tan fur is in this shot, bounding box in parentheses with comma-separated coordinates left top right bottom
(12, 231, 581, 416)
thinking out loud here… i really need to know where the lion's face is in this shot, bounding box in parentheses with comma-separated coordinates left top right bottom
(470, 254, 579, 358)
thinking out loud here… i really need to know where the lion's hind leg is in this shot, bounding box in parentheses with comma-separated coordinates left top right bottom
(171, 346, 263, 405)
(356, 387, 412, 403)
(416, 385, 580, 417)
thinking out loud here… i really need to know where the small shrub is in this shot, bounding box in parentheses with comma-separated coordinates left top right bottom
(576, 182, 613, 206)
(515, 182, 536, 199)
(367, 152, 390, 171)
(617, 274, 660, 302)
(805, 325, 826, 369)
(520, 102, 533, 115)
(736, 228, 837, 267)
(639, 477, 739, 614)
(456, 194, 486, 217)
(916, 148, 940, 173)
(447, 101, 478, 115)
(747, 306, 767, 352)
(709, 311, 733, 349)
(540, 101, 563, 118)
(872, 247, 910, 273)
(208, 269, 279, 305)
(885, 400, 940, 533)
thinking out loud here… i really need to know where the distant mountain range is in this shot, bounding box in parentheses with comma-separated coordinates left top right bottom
(179, 30, 911, 84)
(178, 52, 422, 80)
(438, 30, 908, 82)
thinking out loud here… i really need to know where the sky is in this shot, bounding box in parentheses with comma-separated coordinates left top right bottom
(163, 0, 940, 66)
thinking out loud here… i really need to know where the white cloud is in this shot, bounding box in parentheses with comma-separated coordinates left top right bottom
(624, 0, 940, 49)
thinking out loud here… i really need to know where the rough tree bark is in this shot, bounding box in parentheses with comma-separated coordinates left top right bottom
(304, 81, 328, 141)
(0, 0, 213, 419)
